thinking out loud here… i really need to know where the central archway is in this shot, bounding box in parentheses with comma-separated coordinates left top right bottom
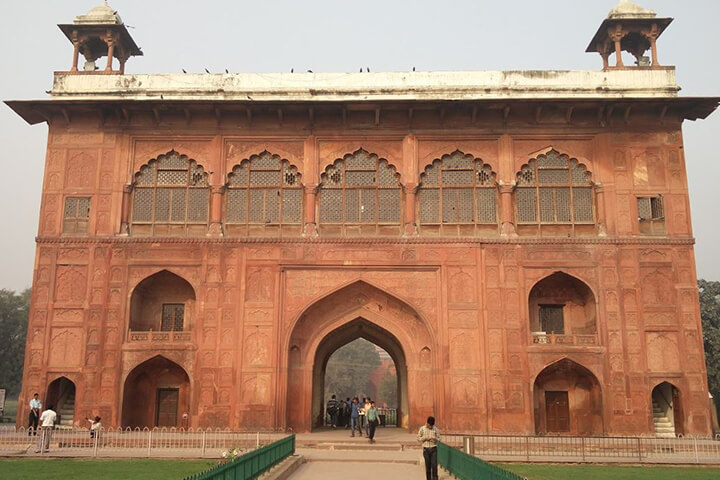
(312, 318, 408, 429)
(285, 280, 436, 432)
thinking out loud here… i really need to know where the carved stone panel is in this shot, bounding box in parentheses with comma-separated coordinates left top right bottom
(48, 328, 83, 367)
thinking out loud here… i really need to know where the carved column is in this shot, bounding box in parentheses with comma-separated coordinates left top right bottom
(499, 182, 517, 236)
(119, 184, 132, 235)
(597, 42, 610, 70)
(402, 183, 418, 236)
(207, 185, 224, 236)
(302, 135, 318, 237)
(609, 26, 625, 68)
(105, 32, 115, 72)
(644, 24, 660, 66)
(595, 182, 607, 236)
(71, 32, 80, 72)
(302, 185, 318, 237)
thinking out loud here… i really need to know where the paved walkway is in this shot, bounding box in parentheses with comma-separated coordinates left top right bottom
(291, 447, 428, 480)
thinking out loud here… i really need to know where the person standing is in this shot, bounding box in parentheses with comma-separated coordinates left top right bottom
(366, 401, 380, 443)
(362, 397, 371, 436)
(326, 394, 339, 429)
(418, 416, 440, 480)
(28, 393, 41, 436)
(35, 404, 57, 453)
(349, 397, 362, 437)
(343, 398, 351, 428)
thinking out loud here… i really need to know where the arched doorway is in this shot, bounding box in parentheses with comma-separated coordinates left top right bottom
(533, 358, 603, 435)
(528, 272, 597, 344)
(129, 270, 195, 334)
(46, 377, 76, 428)
(312, 319, 407, 429)
(122, 355, 190, 428)
(651, 382, 683, 437)
(285, 281, 435, 432)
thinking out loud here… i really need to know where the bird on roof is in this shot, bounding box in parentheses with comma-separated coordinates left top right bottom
(307, 69, 313, 73)
(359, 68, 363, 72)
(205, 68, 210, 73)
(182, 69, 187, 73)
(291, 68, 294, 73)
(225, 69, 229, 73)
(412, 67, 416, 72)
(367, 67, 370, 72)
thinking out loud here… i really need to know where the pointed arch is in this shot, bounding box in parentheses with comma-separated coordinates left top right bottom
(515, 148, 595, 234)
(122, 355, 191, 428)
(528, 271, 598, 344)
(417, 150, 499, 236)
(317, 149, 402, 236)
(533, 357, 604, 435)
(284, 280, 436, 432)
(651, 381, 684, 436)
(130, 150, 210, 236)
(224, 150, 303, 236)
(45, 376, 76, 428)
(129, 270, 196, 333)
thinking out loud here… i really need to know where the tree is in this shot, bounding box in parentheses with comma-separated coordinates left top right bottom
(377, 369, 398, 408)
(698, 279, 720, 422)
(0, 288, 30, 396)
(324, 338, 381, 401)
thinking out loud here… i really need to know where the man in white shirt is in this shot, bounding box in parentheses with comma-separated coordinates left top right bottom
(28, 393, 42, 436)
(35, 405, 57, 453)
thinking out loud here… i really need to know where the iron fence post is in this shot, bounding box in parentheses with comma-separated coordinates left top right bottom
(636, 437, 642, 462)
(581, 436, 586, 462)
(694, 436, 699, 464)
(525, 436, 530, 462)
(201, 430, 206, 457)
(147, 429, 152, 457)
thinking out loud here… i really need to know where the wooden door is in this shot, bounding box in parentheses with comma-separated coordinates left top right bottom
(156, 388, 179, 427)
(545, 391, 570, 433)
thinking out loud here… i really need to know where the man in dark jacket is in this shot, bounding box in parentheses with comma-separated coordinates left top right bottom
(326, 394, 339, 429)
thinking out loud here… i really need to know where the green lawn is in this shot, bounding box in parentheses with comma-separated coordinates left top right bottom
(1, 458, 217, 480)
(499, 463, 720, 480)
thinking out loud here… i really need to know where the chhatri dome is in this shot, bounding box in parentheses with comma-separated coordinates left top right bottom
(607, 0, 656, 19)
(73, 1, 123, 25)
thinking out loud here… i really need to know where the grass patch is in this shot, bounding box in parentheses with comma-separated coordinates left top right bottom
(498, 463, 720, 480)
(1, 458, 217, 480)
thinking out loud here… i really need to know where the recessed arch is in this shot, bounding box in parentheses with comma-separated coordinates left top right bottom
(311, 318, 408, 429)
(224, 150, 303, 236)
(515, 148, 595, 235)
(122, 355, 191, 428)
(130, 150, 210, 236)
(417, 149, 499, 236)
(45, 376, 76, 428)
(317, 149, 402, 236)
(528, 271, 598, 345)
(533, 357, 604, 435)
(284, 280, 436, 432)
(651, 381, 684, 437)
(128, 270, 196, 334)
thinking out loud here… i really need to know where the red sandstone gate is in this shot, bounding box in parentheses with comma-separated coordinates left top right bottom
(282, 280, 437, 432)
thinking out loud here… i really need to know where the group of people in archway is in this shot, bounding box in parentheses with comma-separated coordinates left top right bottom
(326, 395, 382, 443)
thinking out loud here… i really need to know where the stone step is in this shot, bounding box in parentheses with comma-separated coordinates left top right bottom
(310, 442, 408, 452)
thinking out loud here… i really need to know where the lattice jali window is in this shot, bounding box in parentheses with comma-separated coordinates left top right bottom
(318, 149, 401, 235)
(224, 151, 302, 236)
(539, 305, 565, 334)
(418, 151, 498, 235)
(63, 196, 91, 234)
(637, 195, 665, 235)
(131, 151, 209, 236)
(161, 303, 185, 331)
(515, 149, 595, 228)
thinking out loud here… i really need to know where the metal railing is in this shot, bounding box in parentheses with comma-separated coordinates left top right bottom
(442, 433, 720, 464)
(438, 441, 524, 480)
(182, 434, 295, 480)
(531, 333, 598, 345)
(0, 426, 288, 458)
(128, 330, 192, 342)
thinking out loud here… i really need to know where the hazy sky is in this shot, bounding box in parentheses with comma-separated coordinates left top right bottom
(1, 1, 718, 291)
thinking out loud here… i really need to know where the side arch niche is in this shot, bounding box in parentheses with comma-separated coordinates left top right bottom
(121, 355, 190, 428)
(533, 358, 603, 435)
(46, 376, 76, 428)
(128, 270, 196, 336)
(284, 280, 435, 432)
(528, 271, 598, 345)
(651, 381, 684, 437)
